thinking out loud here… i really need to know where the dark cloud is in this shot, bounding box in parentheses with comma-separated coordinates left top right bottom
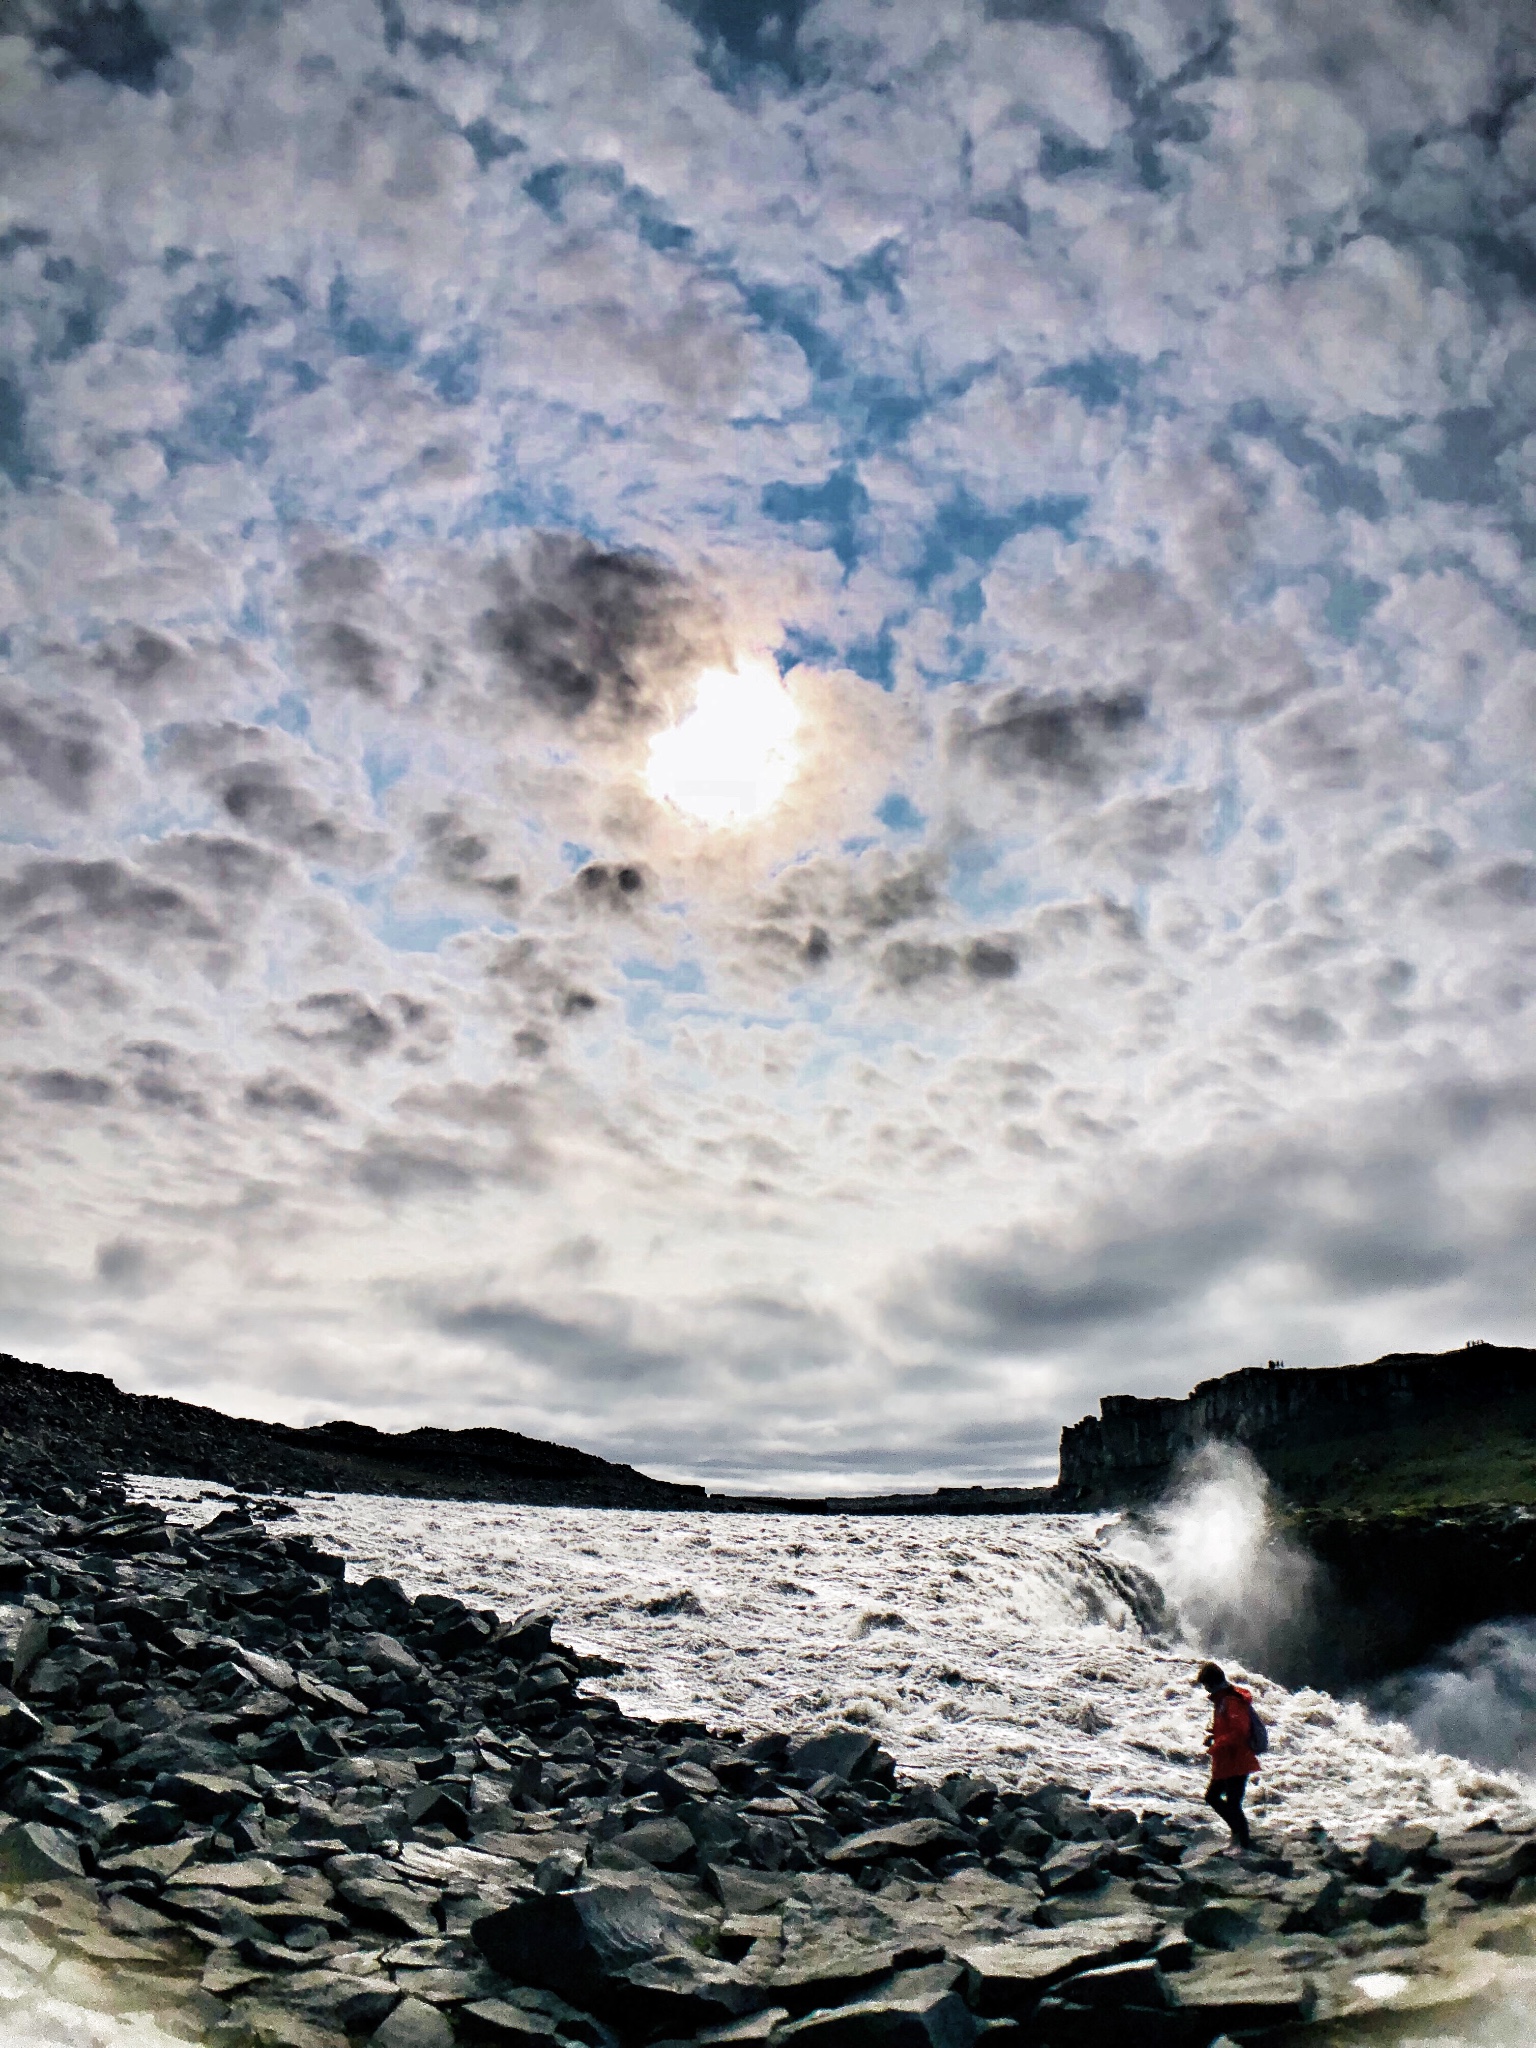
(967, 938, 1019, 980)
(881, 938, 956, 988)
(161, 726, 385, 866)
(434, 1296, 684, 1386)
(92, 626, 187, 697)
(277, 990, 450, 1065)
(0, 854, 220, 947)
(144, 832, 287, 901)
(420, 810, 521, 904)
(956, 686, 1150, 791)
(299, 621, 399, 702)
(573, 861, 648, 911)
(119, 1040, 206, 1117)
(19, 1066, 114, 1106)
(28, 0, 173, 94)
(352, 1141, 476, 1200)
(475, 534, 716, 729)
(0, 684, 118, 812)
(95, 1236, 152, 1292)
(243, 1071, 340, 1120)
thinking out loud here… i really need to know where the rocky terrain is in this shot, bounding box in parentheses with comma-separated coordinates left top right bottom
(0, 1477, 1531, 2048)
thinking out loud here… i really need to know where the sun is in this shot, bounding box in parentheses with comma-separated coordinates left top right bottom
(645, 660, 800, 827)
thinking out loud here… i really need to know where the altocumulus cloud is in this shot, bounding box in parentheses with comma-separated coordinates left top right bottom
(0, 0, 1533, 1490)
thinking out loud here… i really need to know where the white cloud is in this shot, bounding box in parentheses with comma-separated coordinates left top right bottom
(0, 0, 1533, 1482)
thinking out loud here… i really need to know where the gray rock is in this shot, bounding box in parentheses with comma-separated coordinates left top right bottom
(166, 1857, 288, 1901)
(787, 1731, 878, 1783)
(1280, 1874, 1346, 1934)
(1037, 1841, 1108, 1894)
(1062, 1959, 1174, 2010)
(775, 1985, 978, 2048)
(225, 1997, 350, 2048)
(1183, 1902, 1264, 1951)
(769, 1944, 946, 2015)
(335, 1877, 441, 1939)
(620, 1817, 696, 1868)
(0, 1818, 85, 1881)
(0, 1683, 45, 1747)
(826, 1821, 969, 1869)
(1360, 1824, 1437, 1882)
(1454, 1837, 1536, 1896)
(471, 1873, 717, 1996)
(371, 1996, 456, 2048)
(460, 2002, 561, 2040)
(955, 1914, 1162, 2018)
(1171, 1958, 1318, 2031)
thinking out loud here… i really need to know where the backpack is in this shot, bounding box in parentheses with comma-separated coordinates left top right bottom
(1246, 1699, 1269, 1755)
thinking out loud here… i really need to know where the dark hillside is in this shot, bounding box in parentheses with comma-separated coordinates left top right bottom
(0, 1352, 706, 1508)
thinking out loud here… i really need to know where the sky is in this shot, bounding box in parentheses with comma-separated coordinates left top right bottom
(1, 0, 1535, 1495)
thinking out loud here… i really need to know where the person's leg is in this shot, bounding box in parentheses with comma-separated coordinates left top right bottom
(1205, 1775, 1252, 1847)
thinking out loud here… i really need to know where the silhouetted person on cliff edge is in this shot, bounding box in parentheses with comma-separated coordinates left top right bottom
(1195, 1659, 1259, 1849)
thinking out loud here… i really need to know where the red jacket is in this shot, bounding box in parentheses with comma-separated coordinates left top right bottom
(1208, 1685, 1259, 1778)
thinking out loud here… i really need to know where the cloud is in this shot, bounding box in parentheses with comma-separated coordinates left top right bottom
(0, 0, 1532, 1483)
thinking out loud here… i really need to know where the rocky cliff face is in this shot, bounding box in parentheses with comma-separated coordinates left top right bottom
(1055, 1345, 1536, 1507)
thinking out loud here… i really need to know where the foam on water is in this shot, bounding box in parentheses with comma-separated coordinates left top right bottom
(130, 1480, 1534, 1843)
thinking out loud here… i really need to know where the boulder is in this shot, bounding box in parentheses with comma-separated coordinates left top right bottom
(1361, 1824, 1437, 1883)
(775, 1986, 978, 2048)
(335, 1877, 442, 1939)
(1170, 1959, 1317, 2033)
(955, 1915, 1162, 2018)
(620, 1817, 697, 1869)
(826, 1820, 970, 1869)
(1183, 1903, 1264, 1951)
(372, 1997, 456, 2048)
(471, 1875, 717, 1998)
(0, 1818, 85, 1881)
(787, 1731, 879, 1783)
(1037, 1841, 1108, 1894)
(769, 1944, 945, 2016)
(1280, 1875, 1346, 1935)
(0, 1683, 45, 1747)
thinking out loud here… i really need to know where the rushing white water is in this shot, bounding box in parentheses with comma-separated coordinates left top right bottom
(129, 1478, 1536, 1845)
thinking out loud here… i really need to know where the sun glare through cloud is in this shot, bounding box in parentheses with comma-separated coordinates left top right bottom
(645, 661, 801, 827)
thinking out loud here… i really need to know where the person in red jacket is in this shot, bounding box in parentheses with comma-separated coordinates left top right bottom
(1195, 1660, 1258, 1849)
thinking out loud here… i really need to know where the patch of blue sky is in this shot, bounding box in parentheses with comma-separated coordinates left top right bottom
(419, 337, 480, 407)
(1036, 352, 1139, 413)
(620, 956, 705, 994)
(156, 382, 268, 472)
(363, 746, 413, 803)
(876, 792, 926, 835)
(560, 840, 595, 871)
(371, 905, 483, 954)
(760, 465, 868, 576)
(1226, 400, 1388, 522)
(947, 839, 1038, 923)
(843, 625, 896, 688)
(1321, 568, 1386, 642)
(840, 834, 878, 855)
(911, 487, 1088, 596)
(327, 274, 414, 369)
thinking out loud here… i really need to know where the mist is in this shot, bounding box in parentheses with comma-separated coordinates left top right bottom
(1108, 1441, 1326, 1682)
(1373, 1619, 1536, 1777)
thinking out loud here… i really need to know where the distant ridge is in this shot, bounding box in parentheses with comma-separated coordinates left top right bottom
(0, 1352, 704, 1508)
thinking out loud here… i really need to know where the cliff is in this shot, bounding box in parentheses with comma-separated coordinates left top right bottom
(1056, 1344, 1536, 1509)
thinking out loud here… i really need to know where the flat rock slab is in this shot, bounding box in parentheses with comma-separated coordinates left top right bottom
(827, 1822, 969, 1869)
(776, 1986, 978, 2048)
(956, 1913, 1163, 2017)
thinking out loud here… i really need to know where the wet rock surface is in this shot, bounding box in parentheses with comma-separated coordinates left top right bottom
(0, 1477, 1529, 2047)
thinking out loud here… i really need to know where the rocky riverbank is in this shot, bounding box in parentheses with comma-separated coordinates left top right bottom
(0, 1481, 1531, 2048)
